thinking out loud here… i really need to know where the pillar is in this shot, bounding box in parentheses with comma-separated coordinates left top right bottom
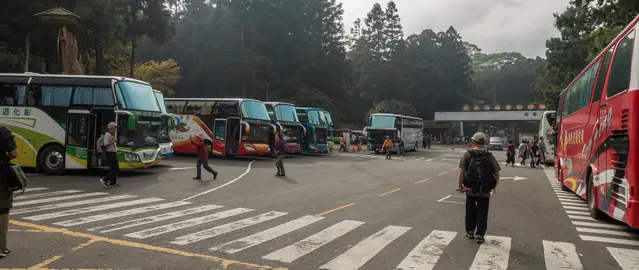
(478, 123, 485, 133)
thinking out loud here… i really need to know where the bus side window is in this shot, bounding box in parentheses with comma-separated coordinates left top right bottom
(592, 47, 614, 102)
(606, 30, 635, 97)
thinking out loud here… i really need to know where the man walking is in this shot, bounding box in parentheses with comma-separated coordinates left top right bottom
(274, 133, 286, 176)
(100, 122, 120, 187)
(382, 136, 393, 160)
(458, 132, 500, 244)
(191, 134, 218, 180)
(0, 125, 18, 258)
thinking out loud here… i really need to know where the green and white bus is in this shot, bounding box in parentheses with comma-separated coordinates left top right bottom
(0, 73, 163, 174)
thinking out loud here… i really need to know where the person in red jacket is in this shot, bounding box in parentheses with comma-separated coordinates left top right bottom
(191, 135, 218, 180)
(505, 140, 516, 167)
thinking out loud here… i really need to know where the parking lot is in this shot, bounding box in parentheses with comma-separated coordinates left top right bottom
(3, 146, 639, 269)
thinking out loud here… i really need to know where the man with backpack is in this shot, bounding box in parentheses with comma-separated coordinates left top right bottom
(458, 132, 500, 244)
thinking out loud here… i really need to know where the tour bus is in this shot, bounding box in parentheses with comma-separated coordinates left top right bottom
(321, 110, 335, 150)
(153, 90, 178, 159)
(0, 73, 163, 174)
(265, 102, 303, 154)
(366, 113, 423, 154)
(538, 110, 556, 164)
(554, 15, 639, 228)
(165, 98, 272, 156)
(295, 107, 329, 153)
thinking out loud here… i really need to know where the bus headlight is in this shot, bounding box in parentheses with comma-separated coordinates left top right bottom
(124, 153, 140, 162)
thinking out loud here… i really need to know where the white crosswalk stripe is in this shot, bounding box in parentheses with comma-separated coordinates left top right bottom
(263, 220, 364, 263)
(125, 207, 254, 239)
(12, 187, 639, 269)
(53, 201, 193, 227)
(395, 230, 456, 270)
(470, 235, 511, 270)
(13, 192, 108, 206)
(23, 198, 165, 221)
(542, 240, 583, 270)
(14, 190, 82, 200)
(11, 195, 137, 215)
(212, 215, 324, 254)
(320, 225, 410, 270)
(88, 204, 224, 233)
(172, 211, 288, 246)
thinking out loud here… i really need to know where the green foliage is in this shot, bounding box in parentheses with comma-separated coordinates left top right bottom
(535, 0, 638, 108)
(369, 99, 417, 116)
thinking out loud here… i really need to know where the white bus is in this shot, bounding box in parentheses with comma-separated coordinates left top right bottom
(0, 73, 163, 174)
(365, 113, 423, 153)
(539, 110, 556, 164)
(153, 90, 179, 159)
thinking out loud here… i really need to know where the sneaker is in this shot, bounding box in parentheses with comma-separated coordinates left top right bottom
(99, 178, 109, 188)
(476, 236, 485, 244)
(193, 176, 201, 180)
(213, 172, 218, 180)
(465, 231, 475, 239)
(0, 249, 12, 258)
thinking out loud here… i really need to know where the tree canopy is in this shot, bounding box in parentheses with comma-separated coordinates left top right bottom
(3, 0, 606, 126)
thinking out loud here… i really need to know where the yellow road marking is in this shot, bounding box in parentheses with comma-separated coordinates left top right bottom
(315, 203, 356, 217)
(9, 220, 283, 270)
(415, 178, 430, 184)
(437, 171, 448, 176)
(379, 188, 402, 196)
(28, 255, 63, 269)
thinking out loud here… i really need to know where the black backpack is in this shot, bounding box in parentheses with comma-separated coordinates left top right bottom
(463, 150, 496, 193)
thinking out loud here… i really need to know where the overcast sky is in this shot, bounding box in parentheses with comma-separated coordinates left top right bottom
(341, 0, 570, 58)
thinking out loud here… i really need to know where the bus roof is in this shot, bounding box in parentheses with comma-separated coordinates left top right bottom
(559, 15, 639, 97)
(164, 98, 263, 103)
(370, 113, 423, 120)
(296, 107, 322, 111)
(264, 101, 295, 106)
(0, 72, 150, 85)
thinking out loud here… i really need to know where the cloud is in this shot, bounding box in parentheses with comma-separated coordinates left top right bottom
(341, 0, 571, 57)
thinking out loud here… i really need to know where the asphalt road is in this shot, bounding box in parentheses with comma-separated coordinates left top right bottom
(2, 146, 639, 270)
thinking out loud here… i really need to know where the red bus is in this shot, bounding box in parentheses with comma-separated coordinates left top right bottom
(555, 16, 639, 228)
(165, 98, 272, 156)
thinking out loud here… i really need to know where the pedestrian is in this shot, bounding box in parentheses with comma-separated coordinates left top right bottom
(0, 125, 18, 258)
(506, 140, 516, 167)
(191, 135, 218, 180)
(275, 133, 286, 177)
(398, 137, 405, 156)
(100, 122, 120, 187)
(518, 140, 527, 166)
(382, 136, 393, 160)
(458, 132, 500, 244)
(427, 134, 432, 148)
(537, 137, 546, 166)
(530, 140, 539, 168)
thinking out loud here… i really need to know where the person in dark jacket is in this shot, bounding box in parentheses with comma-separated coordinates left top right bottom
(275, 133, 286, 176)
(0, 126, 18, 258)
(506, 140, 516, 167)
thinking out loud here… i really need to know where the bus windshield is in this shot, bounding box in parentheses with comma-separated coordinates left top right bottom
(323, 112, 334, 126)
(117, 116, 161, 148)
(308, 110, 323, 125)
(240, 100, 270, 120)
(275, 104, 299, 122)
(318, 111, 328, 125)
(154, 91, 167, 113)
(369, 115, 396, 128)
(117, 82, 161, 112)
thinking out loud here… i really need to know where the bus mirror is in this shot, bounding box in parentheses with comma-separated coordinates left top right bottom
(128, 116, 137, 130)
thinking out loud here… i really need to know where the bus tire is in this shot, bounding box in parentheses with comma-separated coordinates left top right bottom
(558, 168, 571, 191)
(39, 144, 66, 175)
(587, 172, 606, 220)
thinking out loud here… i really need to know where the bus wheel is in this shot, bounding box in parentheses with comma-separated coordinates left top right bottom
(39, 144, 65, 175)
(587, 172, 606, 220)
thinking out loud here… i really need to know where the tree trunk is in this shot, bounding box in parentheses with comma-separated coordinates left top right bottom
(240, 23, 246, 97)
(24, 34, 30, 72)
(95, 36, 104, 75)
(129, 1, 139, 78)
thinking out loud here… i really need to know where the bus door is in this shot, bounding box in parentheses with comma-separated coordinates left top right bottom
(213, 119, 227, 155)
(90, 109, 116, 169)
(227, 117, 241, 155)
(65, 110, 91, 169)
